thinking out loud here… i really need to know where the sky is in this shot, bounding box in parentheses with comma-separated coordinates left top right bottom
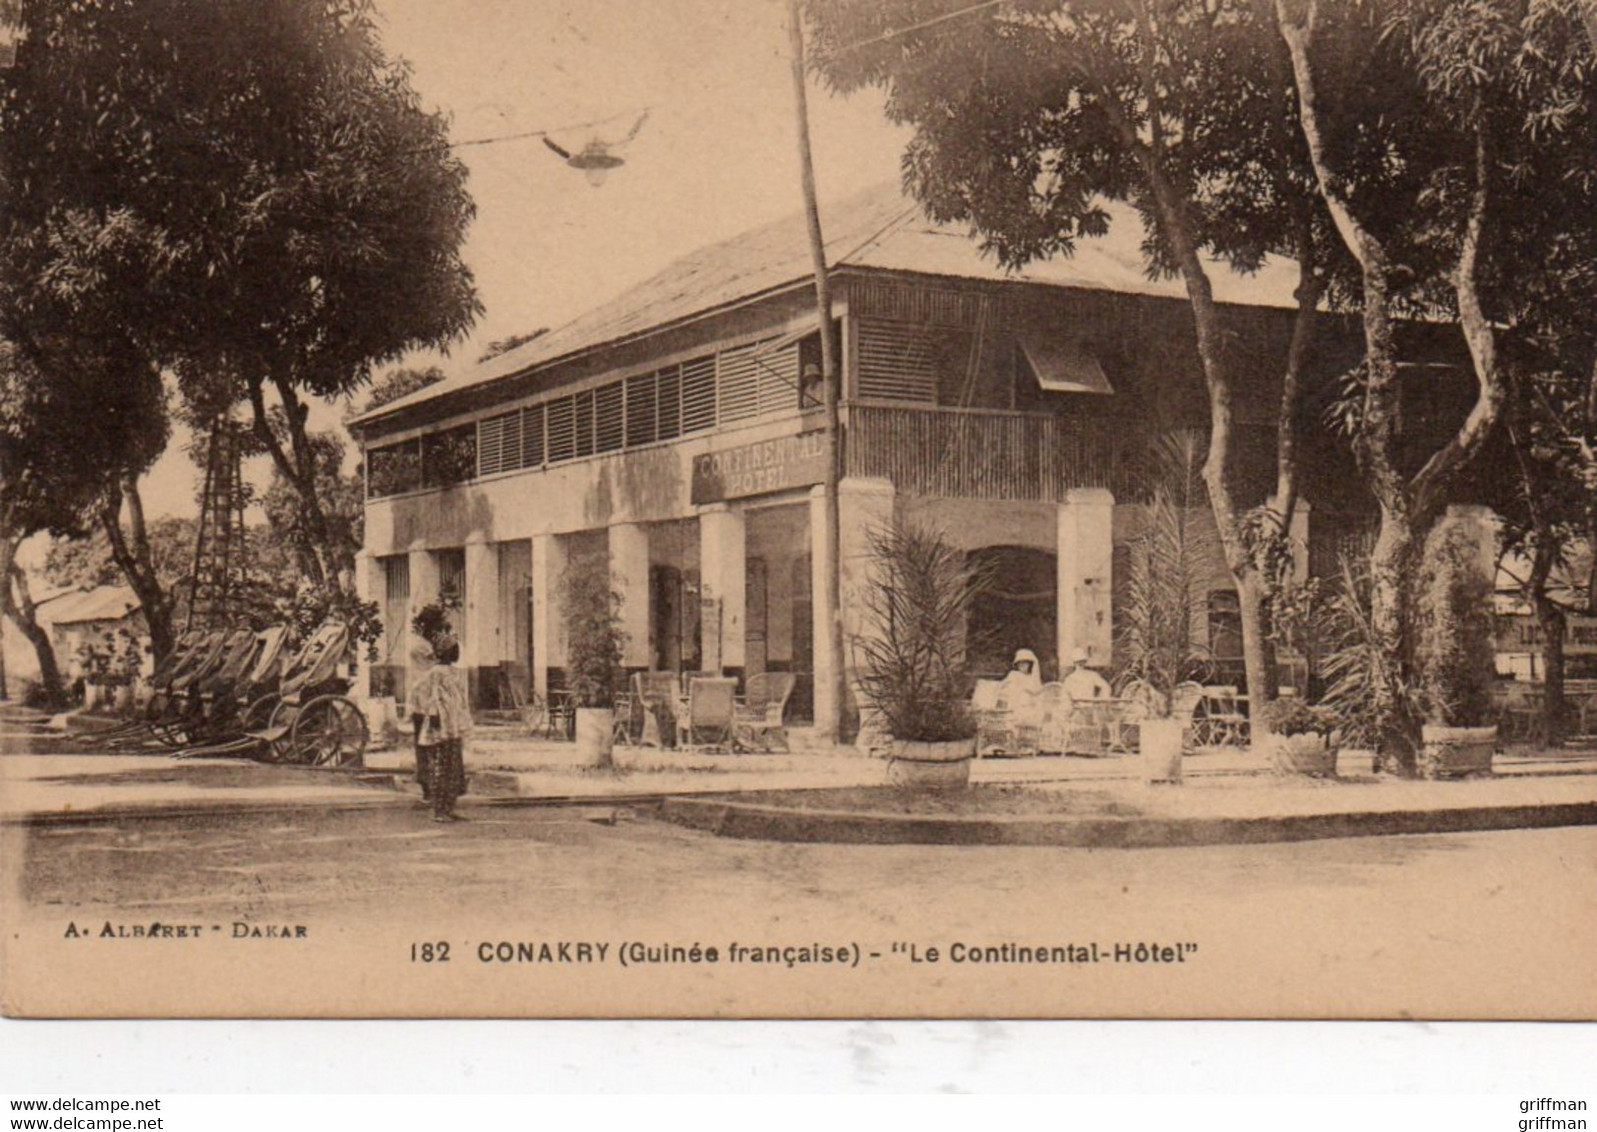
(126, 0, 915, 525)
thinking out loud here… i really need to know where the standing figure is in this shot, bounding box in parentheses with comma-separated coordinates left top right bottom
(411, 636, 472, 822)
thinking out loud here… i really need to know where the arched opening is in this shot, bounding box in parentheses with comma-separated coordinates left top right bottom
(966, 546, 1057, 681)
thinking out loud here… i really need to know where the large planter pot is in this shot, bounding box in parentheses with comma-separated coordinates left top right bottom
(1268, 732, 1339, 777)
(1141, 717, 1184, 784)
(574, 707, 616, 767)
(1419, 724, 1496, 779)
(885, 737, 976, 789)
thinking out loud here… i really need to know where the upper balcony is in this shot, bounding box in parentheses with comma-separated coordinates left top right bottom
(844, 402, 1135, 503)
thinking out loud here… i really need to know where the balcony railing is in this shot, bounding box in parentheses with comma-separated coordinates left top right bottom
(845, 403, 1135, 502)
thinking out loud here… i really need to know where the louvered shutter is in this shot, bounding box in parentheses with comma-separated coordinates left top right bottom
(657, 366, 682, 439)
(858, 320, 938, 403)
(477, 410, 522, 476)
(681, 356, 716, 433)
(573, 390, 595, 457)
(595, 382, 624, 452)
(521, 402, 545, 467)
(626, 371, 657, 446)
(717, 343, 759, 423)
(757, 341, 799, 416)
(546, 397, 576, 463)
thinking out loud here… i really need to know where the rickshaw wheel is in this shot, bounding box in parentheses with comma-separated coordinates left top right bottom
(292, 695, 368, 769)
(267, 699, 304, 764)
(240, 693, 280, 734)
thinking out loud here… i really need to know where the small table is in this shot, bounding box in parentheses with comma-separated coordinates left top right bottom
(544, 691, 575, 741)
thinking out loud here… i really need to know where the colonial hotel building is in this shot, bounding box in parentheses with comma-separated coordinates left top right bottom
(348, 183, 1423, 729)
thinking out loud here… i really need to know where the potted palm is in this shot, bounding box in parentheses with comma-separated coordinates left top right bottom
(1259, 696, 1339, 776)
(853, 520, 990, 789)
(1116, 432, 1216, 784)
(1415, 524, 1498, 778)
(561, 564, 627, 769)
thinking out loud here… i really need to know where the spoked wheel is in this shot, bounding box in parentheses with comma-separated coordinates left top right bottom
(240, 693, 280, 733)
(290, 695, 369, 769)
(266, 698, 304, 764)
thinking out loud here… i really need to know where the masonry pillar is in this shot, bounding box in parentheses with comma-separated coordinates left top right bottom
(1057, 487, 1115, 670)
(530, 534, 566, 699)
(811, 478, 895, 739)
(405, 544, 439, 700)
(609, 522, 653, 670)
(698, 505, 747, 675)
(352, 549, 379, 699)
(463, 534, 500, 706)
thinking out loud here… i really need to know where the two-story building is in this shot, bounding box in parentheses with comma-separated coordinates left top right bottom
(347, 182, 1462, 731)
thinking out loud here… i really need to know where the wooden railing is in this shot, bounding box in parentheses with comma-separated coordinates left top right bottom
(845, 403, 1135, 502)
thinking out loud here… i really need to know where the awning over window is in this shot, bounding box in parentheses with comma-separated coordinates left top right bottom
(1018, 334, 1114, 396)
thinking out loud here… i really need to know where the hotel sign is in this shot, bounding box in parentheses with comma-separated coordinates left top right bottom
(691, 431, 828, 504)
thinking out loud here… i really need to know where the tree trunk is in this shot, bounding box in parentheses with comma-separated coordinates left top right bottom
(1368, 507, 1420, 774)
(2, 532, 66, 706)
(101, 476, 174, 664)
(248, 376, 341, 594)
(1535, 592, 1567, 749)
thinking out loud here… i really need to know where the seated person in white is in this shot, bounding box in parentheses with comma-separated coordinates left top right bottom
(1061, 648, 1111, 701)
(996, 648, 1044, 716)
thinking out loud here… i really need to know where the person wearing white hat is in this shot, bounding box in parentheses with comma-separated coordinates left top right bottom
(1062, 647, 1111, 701)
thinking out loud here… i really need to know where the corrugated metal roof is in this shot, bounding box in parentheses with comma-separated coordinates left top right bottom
(354, 182, 1303, 427)
(41, 585, 141, 626)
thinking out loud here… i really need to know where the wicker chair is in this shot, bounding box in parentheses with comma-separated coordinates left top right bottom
(734, 672, 797, 752)
(677, 676, 738, 750)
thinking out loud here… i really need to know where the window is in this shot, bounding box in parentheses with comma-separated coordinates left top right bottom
(717, 343, 760, 423)
(755, 341, 799, 416)
(857, 320, 940, 403)
(657, 365, 682, 439)
(595, 382, 624, 452)
(546, 396, 576, 463)
(521, 402, 545, 468)
(1207, 589, 1243, 662)
(477, 410, 523, 477)
(625, 371, 658, 446)
(681, 355, 716, 433)
(573, 390, 595, 458)
(367, 439, 422, 498)
(420, 425, 476, 489)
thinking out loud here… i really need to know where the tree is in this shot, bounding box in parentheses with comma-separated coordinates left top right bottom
(0, 0, 481, 604)
(261, 429, 363, 589)
(478, 328, 549, 364)
(805, 0, 1343, 736)
(1274, 0, 1596, 768)
(0, 337, 166, 699)
(358, 365, 447, 417)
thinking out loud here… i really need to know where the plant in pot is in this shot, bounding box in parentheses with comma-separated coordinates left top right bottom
(1258, 696, 1340, 777)
(1414, 521, 1499, 779)
(853, 520, 992, 789)
(1116, 432, 1216, 784)
(560, 563, 628, 769)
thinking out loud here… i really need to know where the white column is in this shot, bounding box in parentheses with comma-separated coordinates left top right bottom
(530, 534, 566, 699)
(405, 544, 439, 700)
(809, 485, 837, 737)
(463, 534, 500, 703)
(813, 478, 895, 739)
(352, 550, 378, 698)
(698, 505, 747, 673)
(609, 522, 653, 670)
(1058, 487, 1115, 670)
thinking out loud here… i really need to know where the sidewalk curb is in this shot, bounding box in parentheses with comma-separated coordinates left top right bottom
(1, 791, 677, 829)
(658, 796, 1597, 847)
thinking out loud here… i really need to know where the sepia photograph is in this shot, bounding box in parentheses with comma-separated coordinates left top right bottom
(1, 0, 1595, 1021)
